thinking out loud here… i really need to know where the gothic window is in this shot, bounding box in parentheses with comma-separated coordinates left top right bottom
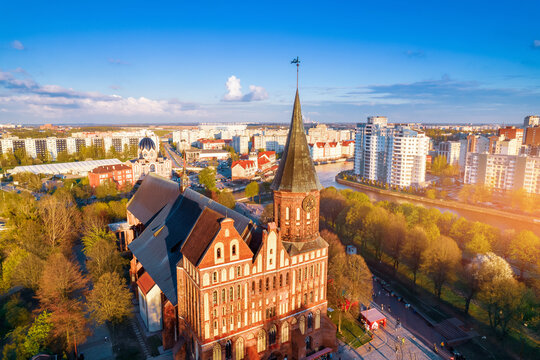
(232, 244, 236, 255)
(229, 287, 234, 301)
(257, 329, 267, 352)
(279, 274, 283, 287)
(265, 278, 269, 291)
(296, 207, 300, 221)
(299, 316, 306, 335)
(305, 336, 312, 351)
(259, 279, 262, 293)
(213, 271, 218, 283)
(150, 164, 156, 172)
(252, 281, 255, 294)
(217, 248, 222, 259)
(307, 312, 313, 329)
(286, 273, 289, 285)
(237, 285, 241, 299)
(235, 337, 245, 360)
(225, 340, 232, 360)
(285, 207, 290, 220)
(309, 291, 314, 303)
(315, 309, 321, 329)
(213, 291, 218, 305)
(221, 289, 226, 303)
(269, 324, 277, 345)
(281, 321, 290, 343)
(273, 276, 276, 289)
(237, 266, 241, 277)
(213, 344, 222, 360)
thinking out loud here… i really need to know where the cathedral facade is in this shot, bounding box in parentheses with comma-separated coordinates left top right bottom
(127, 90, 336, 360)
(128, 136, 172, 181)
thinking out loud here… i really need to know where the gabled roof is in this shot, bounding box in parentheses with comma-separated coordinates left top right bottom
(271, 90, 322, 193)
(181, 208, 223, 266)
(232, 160, 256, 170)
(138, 272, 156, 295)
(128, 187, 253, 306)
(126, 173, 181, 226)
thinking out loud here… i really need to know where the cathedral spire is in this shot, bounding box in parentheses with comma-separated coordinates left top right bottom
(271, 89, 322, 193)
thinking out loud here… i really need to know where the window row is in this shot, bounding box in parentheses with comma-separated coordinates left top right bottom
(250, 273, 290, 294)
(212, 285, 243, 306)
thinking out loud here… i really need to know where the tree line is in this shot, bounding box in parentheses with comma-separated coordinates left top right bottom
(319, 187, 540, 340)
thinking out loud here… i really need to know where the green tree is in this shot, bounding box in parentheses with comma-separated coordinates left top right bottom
(23, 311, 53, 357)
(465, 232, 491, 255)
(403, 226, 430, 285)
(510, 230, 540, 279)
(245, 181, 259, 203)
(215, 190, 236, 210)
(319, 187, 347, 228)
(95, 179, 118, 199)
(383, 214, 407, 271)
(198, 167, 216, 190)
(87, 272, 133, 325)
(422, 235, 461, 299)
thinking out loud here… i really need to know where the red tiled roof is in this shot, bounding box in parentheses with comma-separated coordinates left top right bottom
(138, 272, 156, 295)
(361, 308, 386, 324)
(328, 142, 338, 147)
(259, 151, 275, 158)
(341, 140, 355, 146)
(258, 157, 270, 166)
(181, 208, 223, 266)
(232, 160, 256, 170)
(316, 142, 325, 148)
(90, 164, 132, 174)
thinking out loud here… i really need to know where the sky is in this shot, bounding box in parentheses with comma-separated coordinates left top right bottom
(1, 0, 540, 125)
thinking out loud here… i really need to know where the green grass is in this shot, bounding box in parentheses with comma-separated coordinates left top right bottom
(329, 311, 372, 348)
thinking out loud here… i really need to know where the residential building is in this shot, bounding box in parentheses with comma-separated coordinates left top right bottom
(257, 151, 276, 172)
(353, 116, 429, 188)
(196, 139, 227, 150)
(126, 90, 337, 359)
(524, 115, 540, 128)
(497, 126, 524, 144)
(88, 164, 133, 188)
(467, 135, 490, 154)
(488, 136, 520, 156)
(464, 153, 540, 194)
(438, 141, 462, 165)
(232, 135, 250, 155)
(231, 160, 257, 180)
(524, 127, 540, 146)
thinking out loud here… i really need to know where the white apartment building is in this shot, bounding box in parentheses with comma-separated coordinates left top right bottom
(231, 135, 250, 154)
(307, 124, 354, 144)
(353, 116, 429, 188)
(252, 132, 288, 153)
(524, 115, 540, 128)
(308, 141, 355, 161)
(467, 135, 490, 154)
(438, 141, 462, 165)
(0, 130, 158, 161)
(464, 153, 540, 194)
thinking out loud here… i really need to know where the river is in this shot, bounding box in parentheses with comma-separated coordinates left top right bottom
(315, 161, 540, 236)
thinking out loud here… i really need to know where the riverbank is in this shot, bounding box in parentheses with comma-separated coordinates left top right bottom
(335, 177, 538, 226)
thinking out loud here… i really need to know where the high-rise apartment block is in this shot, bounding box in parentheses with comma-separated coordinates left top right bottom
(353, 116, 429, 188)
(232, 135, 250, 154)
(438, 141, 462, 165)
(524, 115, 540, 128)
(464, 153, 540, 194)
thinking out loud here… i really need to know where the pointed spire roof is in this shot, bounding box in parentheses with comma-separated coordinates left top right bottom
(271, 90, 322, 193)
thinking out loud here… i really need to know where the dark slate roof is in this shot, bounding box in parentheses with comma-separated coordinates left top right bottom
(282, 235, 328, 256)
(126, 174, 181, 226)
(139, 136, 156, 150)
(271, 90, 322, 193)
(181, 208, 223, 266)
(128, 187, 254, 305)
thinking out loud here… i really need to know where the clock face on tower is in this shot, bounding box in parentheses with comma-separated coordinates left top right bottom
(302, 194, 316, 212)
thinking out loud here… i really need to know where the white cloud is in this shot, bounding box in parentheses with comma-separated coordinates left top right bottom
(533, 40, 540, 48)
(0, 69, 206, 118)
(11, 40, 24, 50)
(222, 75, 268, 102)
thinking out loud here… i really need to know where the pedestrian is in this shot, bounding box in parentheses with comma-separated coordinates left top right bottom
(381, 304, 384, 311)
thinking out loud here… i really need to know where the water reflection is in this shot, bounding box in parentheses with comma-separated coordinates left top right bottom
(315, 162, 539, 235)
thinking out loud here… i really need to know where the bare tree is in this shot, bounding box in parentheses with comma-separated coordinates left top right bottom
(38, 193, 80, 251)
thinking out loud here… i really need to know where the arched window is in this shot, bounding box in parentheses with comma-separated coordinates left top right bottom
(252, 281, 255, 294)
(259, 279, 262, 293)
(229, 287, 234, 301)
(315, 309, 321, 329)
(269, 324, 277, 345)
(279, 274, 283, 287)
(305, 336, 312, 351)
(213, 271, 218, 283)
(299, 316, 306, 335)
(225, 340, 232, 360)
(213, 344, 222, 360)
(273, 276, 276, 289)
(217, 248, 222, 259)
(213, 291, 218, 305)
(235, 337, 245, 360)
(281, 321, 290, 343)
(150, 164, 156, 172)
(307, 312, 313, 329)
(257, 329, 266, 352)
(265, 277, 269, 291)
(296, 207, 300, 221)
(221, 289, 226, 303)
(237, 285, 241, 299)
(286, 273, 289, 285)
(285, 207, 290, 220)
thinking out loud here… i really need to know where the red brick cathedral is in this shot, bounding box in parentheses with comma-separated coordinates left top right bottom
(126, 90, 337, 360)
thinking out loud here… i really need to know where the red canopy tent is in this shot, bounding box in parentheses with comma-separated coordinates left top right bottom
(360, 308, 387, 330)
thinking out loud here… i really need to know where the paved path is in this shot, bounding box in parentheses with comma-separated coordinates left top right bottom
(77, 323, 114, 360)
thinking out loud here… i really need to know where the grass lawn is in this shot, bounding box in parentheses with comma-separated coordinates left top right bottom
(329, 311, 372, 348)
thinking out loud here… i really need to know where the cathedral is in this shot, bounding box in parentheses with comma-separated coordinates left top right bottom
(128, 136, 172, 181)
(126, 90, 337, 360)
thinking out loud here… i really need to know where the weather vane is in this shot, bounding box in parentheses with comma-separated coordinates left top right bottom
(291, 56, 300, 89)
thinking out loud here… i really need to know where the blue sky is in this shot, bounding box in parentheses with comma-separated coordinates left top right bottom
(1, 1, 539, 124)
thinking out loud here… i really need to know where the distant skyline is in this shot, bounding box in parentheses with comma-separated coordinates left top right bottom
(1, 1, 540, 124)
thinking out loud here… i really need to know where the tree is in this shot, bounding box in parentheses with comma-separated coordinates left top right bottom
(319, 187, 347, 228)
(509, 230, 540, 279)
(87, 272, 133, 325)
(422, 235, 461, 299)
(23, 311, 53, 357)
(363, 206, 390, 260)
(465, 232, 491, 255)
(216, 191, 236, 210)
(95, 179, 118, 199)
(245, 181, 259, 203)
(462, 252, 513, 315)
(38, 192, 80, 251)
(259, 203, 274, 225)
(403, 226, 430, 285)
(383, 214, 407, 271)
(82, 227, 117, 254)
(198, 167, 216, 190)
(86, 238, 126, 280)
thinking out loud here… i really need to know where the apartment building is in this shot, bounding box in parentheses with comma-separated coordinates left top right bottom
(438, 141, 462, 165)
(353, 116, 429, 188)
(232, 135, 250, 154)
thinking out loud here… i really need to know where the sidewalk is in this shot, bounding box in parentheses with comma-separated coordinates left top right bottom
(77, 323, 114, 360)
